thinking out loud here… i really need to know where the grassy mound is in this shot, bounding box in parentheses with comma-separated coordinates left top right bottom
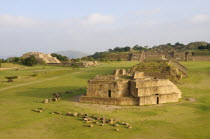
(131, 62, 183, 82)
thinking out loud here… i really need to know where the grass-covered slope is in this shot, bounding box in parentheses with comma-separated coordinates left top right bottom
(0, 63, 26, 69)
(131, 62, 183, 82)
(0, 61, 210, 138)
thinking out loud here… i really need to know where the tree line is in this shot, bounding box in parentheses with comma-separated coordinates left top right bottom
(0, 56, 38, 66)
(0, 53, 69, 67)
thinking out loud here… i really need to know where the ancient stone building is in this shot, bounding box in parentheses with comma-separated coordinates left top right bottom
(22, 52, 61, 64)
(80, 69, 182, 106)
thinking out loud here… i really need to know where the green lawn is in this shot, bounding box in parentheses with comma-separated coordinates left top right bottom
(0, 61, 210, 139)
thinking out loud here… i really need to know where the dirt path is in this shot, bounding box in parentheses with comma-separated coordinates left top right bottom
(0, 76, 63, 92)
(0, 67, 19, 71)
(0, 67, 94, 92)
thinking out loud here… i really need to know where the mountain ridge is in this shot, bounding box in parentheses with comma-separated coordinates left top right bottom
(54, 50, 90, 59)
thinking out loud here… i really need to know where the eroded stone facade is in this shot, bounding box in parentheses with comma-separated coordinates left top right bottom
(80, 69, 182, 106)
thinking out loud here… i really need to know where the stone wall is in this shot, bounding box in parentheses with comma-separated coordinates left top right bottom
(95, 51, 210, 62)
(167, 52, 186, 61)
(139, 95, 157, 105)
(137, 85, 175, 97)
(95, 75, 118, 80)
(139, 93, 178, 106)
(188, 56, 210, 61)
(131, 52, 143, 61)
(144, 51, 165, 62)
(135, 79, 170, 87)
(130, 79, 182, 98)
(80, 96, 139, 105)
(159, 93, 179, 104)
(73, 61, 99, 67)
(104, 53, 132, 61)
(86, 80, 130, 98)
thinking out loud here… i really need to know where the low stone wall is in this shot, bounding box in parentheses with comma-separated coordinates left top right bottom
(131, 52, 143, 61)
(80, 94, 178, 106)
(73, 61, 99, 67)
(144, 55, 163, 62)
(143, 72, 168, 79)
(47, 63, 63, 66)
(95, 75, 117, 80)
(188, 56, 210, 61)
(80, 96, 139, 105)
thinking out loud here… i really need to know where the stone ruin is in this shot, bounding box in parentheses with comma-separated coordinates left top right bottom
(80, 69, 182, 106)
(97, 50, 210, 62)
(131, 61, 188, 82)
(22, 52, 61, 64)
(71, 61, 99, 68)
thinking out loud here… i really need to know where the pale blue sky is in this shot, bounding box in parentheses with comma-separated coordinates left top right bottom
(0, 0, 210, 57)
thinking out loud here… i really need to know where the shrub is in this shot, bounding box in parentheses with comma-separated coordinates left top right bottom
(51, 53, 68, 61)
(31, 74, 38, 77)
(5, 76, 18, 82)
(21, 56, 37, 66)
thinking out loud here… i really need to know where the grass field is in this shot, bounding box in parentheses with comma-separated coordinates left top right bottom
(0, 63, 26, 68)
(0, 61, 210, 139)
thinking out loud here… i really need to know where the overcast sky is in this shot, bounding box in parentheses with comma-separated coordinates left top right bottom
(0, 0, 210, 57)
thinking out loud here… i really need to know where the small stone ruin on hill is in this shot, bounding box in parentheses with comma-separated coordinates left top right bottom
(71, 61, 99, 68)
(80, 68, 183, 106)
(22, 52, 61, 64)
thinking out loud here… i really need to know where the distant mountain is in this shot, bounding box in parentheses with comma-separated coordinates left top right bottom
(54, 50, 90, 59)
(0, 55, 20, 59)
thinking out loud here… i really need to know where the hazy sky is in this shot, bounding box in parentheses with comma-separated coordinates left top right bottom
(0, 0, 210, 57)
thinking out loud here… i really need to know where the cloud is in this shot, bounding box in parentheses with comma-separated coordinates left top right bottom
(81, 13, 115, 25)
(0, 14, 42, 28)
(134, 8, 161, 16)
(191, 14, 210, 23)
(1, 12, 210, 57)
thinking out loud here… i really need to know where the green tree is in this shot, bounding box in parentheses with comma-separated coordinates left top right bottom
(21, 56, 37, 66)
(71, 58, 81, 62)
(5, 76, 18, 82)
(108, 49, 113, 52)
(81, 57, 95, 61)
(124, 46, 131, 52)
(5, 57, 21, 63)
(133, 45, 146, 50)
(207, 44, 210, 50)
(51, 53, 68, 61)
(0, 59, 4, 68)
